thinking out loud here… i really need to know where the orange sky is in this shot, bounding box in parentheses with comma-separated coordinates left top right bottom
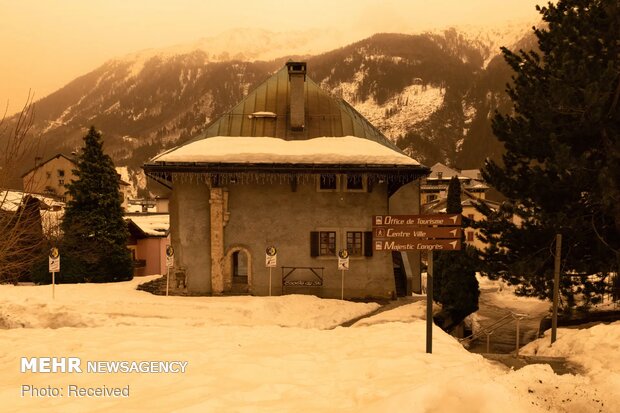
(0, 0, 542, 116)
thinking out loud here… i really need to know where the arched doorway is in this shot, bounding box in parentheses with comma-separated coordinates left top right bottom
(224, 246, 252, 293)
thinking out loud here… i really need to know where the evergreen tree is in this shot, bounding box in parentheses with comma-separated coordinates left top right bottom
(433, 176, 480, 332)
(478, 0, 619, 306)
(60, 126, 132, 283)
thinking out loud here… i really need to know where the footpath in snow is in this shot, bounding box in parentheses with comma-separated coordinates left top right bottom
(0, 276, 618, 413)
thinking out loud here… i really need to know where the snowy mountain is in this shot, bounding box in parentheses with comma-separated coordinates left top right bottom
(5, 27, 538, 191)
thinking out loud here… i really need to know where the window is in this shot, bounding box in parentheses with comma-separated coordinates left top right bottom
(427, 194, 438, 202)
(310, 231, 336, 256)
(319, 231, 336, 256)
(46, 172, 51, 179)
(437, 172, 443, 180)
(467, 231, 474, 242)
(58, 169, 65, 177)
(318, 174, 338, 191)
(345, 174, 365, 191)
(467, 214, 474, 220)
(58, 179, 65, 186)
(346, 231, 363, 256)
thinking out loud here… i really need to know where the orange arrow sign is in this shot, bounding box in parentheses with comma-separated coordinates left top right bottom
(374, 226, 461, 239)
(374, 239, 462, 251)
(373, 214, 462, 227)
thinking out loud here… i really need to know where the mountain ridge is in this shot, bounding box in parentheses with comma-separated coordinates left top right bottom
(3, 26, 538, 193)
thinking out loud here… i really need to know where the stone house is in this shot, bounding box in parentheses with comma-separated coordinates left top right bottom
(144, 62, 429, 298)
(22, 153, 132, 209)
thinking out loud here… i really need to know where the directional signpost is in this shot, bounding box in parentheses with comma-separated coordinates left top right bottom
(373, 214, 462, 354)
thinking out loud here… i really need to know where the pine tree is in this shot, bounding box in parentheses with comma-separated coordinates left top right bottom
(433, 176, 480, 332)
(478, 0, 619, 306)
(60, 126, 132, 283)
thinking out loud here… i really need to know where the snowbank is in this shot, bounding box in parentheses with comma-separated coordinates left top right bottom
(1, 277, 618, 412)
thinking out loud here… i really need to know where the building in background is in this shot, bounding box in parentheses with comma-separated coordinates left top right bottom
(126, 213, 170, 276)
(22, 153, 132, 209)
(421, 163, 488, 204)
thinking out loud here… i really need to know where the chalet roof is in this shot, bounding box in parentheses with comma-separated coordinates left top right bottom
(125, 214, 169, 238)
(0, 190, 65, 212)
(144, 62, 428, 179)
(422, 190, 500, 214)
(21, 154, 76, 178)
(425, 163, 466, 180)
(186, 64, 402, 150)
(152, 136, 420, 166)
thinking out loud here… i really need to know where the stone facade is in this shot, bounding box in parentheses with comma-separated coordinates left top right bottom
(169, 175, 420, 298)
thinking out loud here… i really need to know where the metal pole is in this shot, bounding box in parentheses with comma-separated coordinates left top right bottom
(269, 267, 272, 296)
(515, 317, 521, 357)
(166, 267, 170, 296)
(341, 270, 344, 300)
(52, 272, 55, 300)
(551, 234, 562, 344)
(426, 251, 433, 354)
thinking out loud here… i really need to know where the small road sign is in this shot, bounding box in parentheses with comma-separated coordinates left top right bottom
(49, 247, 60, 272)
(338, 249, 349, 270)
(374, 239, 461, 251)
(374, 226, 461, 239)
(373, 214, 461, 227)
(265, 246, 277, 268)
(165, 245, 175, 268)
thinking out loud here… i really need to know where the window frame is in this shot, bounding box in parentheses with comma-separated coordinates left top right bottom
(343, 174, 367, 192)
(316, 174, 340, 192)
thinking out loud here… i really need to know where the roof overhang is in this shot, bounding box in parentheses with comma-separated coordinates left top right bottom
(143, 161, 430, 195)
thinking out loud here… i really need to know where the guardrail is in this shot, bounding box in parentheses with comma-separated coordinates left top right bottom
(460, 311, 529, 355)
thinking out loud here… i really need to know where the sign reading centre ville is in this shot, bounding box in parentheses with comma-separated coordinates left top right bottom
(372, 214, 462, 251)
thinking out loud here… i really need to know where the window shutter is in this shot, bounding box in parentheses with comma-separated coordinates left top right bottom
(310, 231, 319, 257)
(363, 231, 373, 257)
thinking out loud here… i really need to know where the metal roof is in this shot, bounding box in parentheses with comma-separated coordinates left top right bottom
(182, 64, 404, 153)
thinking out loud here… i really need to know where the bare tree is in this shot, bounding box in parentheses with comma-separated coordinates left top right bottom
(0, 93, 47, 283)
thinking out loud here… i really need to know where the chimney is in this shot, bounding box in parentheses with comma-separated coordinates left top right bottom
(286, 62, 306, 132)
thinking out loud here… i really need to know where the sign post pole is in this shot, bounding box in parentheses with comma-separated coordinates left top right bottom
(265, 246, 277, 296)
(337, 249, 350, 300)
(165, 245, 175, 297)
(551, 233, 562, 344)
(426, 250, 433, 354)
(48, 247, 60, 300)
(166, 267, 170, 297)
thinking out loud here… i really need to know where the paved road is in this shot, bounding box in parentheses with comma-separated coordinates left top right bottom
(468, 284, 550, 354)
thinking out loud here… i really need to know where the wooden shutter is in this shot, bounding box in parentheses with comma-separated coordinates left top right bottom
(363, 231, 373, 257)
(310, 231, 319, 257)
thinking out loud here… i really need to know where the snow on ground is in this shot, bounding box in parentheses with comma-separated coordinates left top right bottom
(1, 277, 618, 412)
(0, 276, 378, 330)
(476, 273, 550, 315)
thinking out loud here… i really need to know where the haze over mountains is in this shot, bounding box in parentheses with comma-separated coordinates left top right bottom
(6, 23, 537, 192)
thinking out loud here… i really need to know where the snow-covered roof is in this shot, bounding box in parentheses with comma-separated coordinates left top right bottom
(126, 214, 169, 237)
(152, 136, 420, 166)
(0, 190, 65, 212)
